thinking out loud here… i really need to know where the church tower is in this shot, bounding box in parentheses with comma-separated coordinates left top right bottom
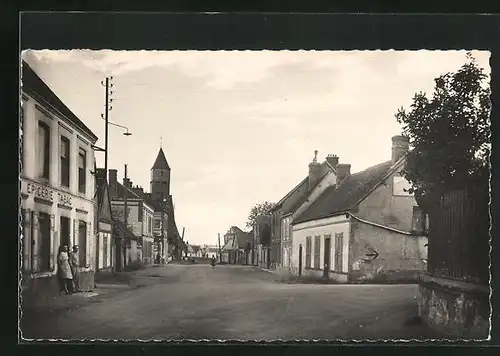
(150, 147, 171, 202)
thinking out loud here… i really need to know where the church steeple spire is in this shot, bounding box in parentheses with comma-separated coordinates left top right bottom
(151, 145, 171, 201)
(152, 147, 170, 170)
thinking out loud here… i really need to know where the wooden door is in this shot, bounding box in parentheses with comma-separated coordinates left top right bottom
(298, 244, 303, 277)
(324, 236, 331, 278)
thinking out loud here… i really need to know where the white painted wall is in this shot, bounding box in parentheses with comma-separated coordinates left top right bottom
(20, 93, 97, 277)
(292, 214, 350, 275)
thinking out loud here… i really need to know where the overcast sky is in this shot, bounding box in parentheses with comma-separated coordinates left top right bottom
(22, 50, 490, 246)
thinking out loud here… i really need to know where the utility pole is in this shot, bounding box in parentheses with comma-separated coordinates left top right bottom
(181, 227, 186, 259)
(102, 76, 114, 177)
(218, 233, 222, 263)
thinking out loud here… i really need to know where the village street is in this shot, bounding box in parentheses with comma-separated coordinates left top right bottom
(21, 264, 439, 341)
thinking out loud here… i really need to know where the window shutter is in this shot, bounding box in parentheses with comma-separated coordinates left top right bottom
(32, 212, 39, 273)
(49, 214, 55, 271)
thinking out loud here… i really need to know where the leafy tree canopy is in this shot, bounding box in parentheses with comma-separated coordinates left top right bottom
(395, 52, 491, 210)
(246, 201, 276, 229)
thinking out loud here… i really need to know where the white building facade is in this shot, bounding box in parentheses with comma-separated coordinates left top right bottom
(20, 62, 99, 293)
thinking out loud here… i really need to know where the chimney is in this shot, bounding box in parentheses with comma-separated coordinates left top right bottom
(392, 135, 410, 163)
(132, 185, 144, 195)
(109, 169, 118, 187)
(95, 168, 107, 180)
(123, 177, 132, 189)
(308, 150, 323, 191)
(325, 154, 339, 168)
(336, 163, 351, 185)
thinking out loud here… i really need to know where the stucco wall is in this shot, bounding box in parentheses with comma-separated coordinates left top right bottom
(292, 215, 350, 278)
(349, 221, 427, 283)
(20, 93, 97, 296)
(356, 167, 418, 232)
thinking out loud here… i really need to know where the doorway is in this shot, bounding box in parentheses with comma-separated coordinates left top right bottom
(60, 216, 71, 248)
(298, 244, 303, 277)
(323, 236, 331, 278)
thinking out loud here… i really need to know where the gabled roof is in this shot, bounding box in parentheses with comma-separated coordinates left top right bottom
(21, 61, 98, 143)
(151, 148, 170, 170)
(293, 159, 401, 225)
(282, 167, 333, 216)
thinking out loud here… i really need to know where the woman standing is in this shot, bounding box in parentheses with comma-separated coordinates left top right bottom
(57, 245, 74, 295)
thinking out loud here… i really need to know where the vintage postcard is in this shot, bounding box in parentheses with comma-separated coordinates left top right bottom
(19, 48, 491, 342)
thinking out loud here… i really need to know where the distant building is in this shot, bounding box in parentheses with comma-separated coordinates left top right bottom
(221, 226, 253, 264)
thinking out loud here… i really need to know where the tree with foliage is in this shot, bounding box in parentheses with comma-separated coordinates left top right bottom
(395, 52, 491, 211)
(246, 201, 276, 229)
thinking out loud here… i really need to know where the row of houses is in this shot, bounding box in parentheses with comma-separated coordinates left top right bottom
(19, 61, 186, 299)
(244, 136, 429, 282)
(186, 244, 218, 259)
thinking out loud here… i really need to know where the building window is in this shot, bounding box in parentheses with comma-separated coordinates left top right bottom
(393, 176, 414, 196)
(78, 148, 87, 193)
(412, 206, 425, 234)
(37, 212, 52, 272)
(60, 136, 70, 187)
(78, 220, 87, 267)
(305, 236, 312, 268)
(154, 219, 161, 229)
(38, 122, 50, 179)
(314, 236, 321, 269)
(334, 233, 344, 273)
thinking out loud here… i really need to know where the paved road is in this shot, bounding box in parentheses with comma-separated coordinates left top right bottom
(21, 265, 439, 341)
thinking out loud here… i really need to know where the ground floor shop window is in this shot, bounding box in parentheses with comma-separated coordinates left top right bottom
(37, 212, 52, 273)
(78, 220, 87, 267)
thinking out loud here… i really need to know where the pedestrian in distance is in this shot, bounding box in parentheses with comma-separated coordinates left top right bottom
(211, 256, 216, 269)
(57, 245, 74, 295)
(70, 245, 81, 292)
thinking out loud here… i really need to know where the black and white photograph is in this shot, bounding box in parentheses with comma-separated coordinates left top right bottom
(19, 47, 491, 341)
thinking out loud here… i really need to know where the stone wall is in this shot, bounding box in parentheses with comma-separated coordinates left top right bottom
(418, 273, 490, 339)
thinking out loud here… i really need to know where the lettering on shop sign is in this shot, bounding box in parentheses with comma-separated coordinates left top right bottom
(58, 192, 72, 207)
(26, 182, 54, 201)
(25, 182, 72, 207)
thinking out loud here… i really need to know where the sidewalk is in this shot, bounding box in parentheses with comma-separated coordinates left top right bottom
(21, 266, 163, 318)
